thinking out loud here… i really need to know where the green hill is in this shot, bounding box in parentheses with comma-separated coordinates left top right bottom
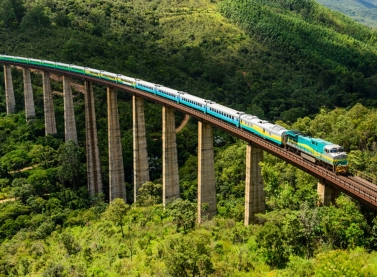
(1, 0, 377, 276)
(316, 0, 377, 28)
(1, 0, 377, 122)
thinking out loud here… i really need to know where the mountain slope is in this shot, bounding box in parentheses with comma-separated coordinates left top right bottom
(316, 0, 377, 28)
(1, 0, 377, 122)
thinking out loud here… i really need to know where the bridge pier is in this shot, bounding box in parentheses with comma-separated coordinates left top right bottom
(85, 81, 103, 195)
(198, 121, 216, 223)
(108, 87, 126, 202)
(162, 105, 180, 206)
(244, 144, 265, 225)
(42, 71, 57, 135)
(133, 96, 150, 202)
(63, 76, 78, 144)
(4, 65, 15, 114)
(23, 68, 36, 119)
(318, 180, 339, 206)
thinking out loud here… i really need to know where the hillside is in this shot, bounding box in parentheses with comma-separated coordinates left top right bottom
(316, 0, 377, 28)
(1, 0, 377, 122)
(1, 0, 377, 276)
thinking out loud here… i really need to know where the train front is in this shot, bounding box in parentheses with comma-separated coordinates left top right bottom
(324, 145, 349, 175)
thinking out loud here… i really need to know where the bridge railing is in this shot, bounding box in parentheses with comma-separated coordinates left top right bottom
(349, 168, 377, 185)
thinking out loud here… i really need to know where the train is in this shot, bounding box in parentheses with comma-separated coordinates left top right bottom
(0, 54, 349, 174)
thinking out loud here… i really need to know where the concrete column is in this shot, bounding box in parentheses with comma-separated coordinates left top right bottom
(108, 87, 126, 202)
(198, 121, 216, 223)
(244, 144, 265, 225)
(85, 81, 103, 195)
(42, 71, 57, 135)
(63, 76, 78, 144)
(4, 65, 15, 114)
(318, 180, 339, 206)
(133, 96, 150, 202)
(162, 106, 180, 206)
(23, 68, 36, 119)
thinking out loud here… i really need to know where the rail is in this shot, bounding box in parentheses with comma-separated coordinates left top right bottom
(2, 60, 377, 210)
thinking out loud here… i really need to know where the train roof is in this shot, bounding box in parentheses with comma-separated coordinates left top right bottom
(136, 79, 157, 86)
(240, 114, 259, 121)
(180, 93, 207, 102)
(207, 102, 244, 116)
(284, 130, 309, 137)
(157, 86, 179, 94)
(285, 130, 334, 146)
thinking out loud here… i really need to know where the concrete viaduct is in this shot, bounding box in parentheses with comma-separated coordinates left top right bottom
(2, 61, 377, 226)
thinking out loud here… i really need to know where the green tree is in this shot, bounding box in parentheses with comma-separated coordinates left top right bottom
(102, 198, 129, 238)
(0, 149, 30, 173)
(20, 5, 50, 30)
(0, 0, 17, 29)
(60, 232, 80, 255)
(29, 144, 57, 168)
(163, 231, 214, 277)
(57, 141, 85, 188)
(168, 198, 197, 233)
(136, 181, 162, 207)
(256, 221, 289, 268)
(319, 195, 368, 249)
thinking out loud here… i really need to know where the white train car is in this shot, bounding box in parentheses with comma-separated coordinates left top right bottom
(206, 102, 244, 127)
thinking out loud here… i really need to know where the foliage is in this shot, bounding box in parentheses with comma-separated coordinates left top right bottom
(135, 181, 162, 207)
(102, 198, 129, 237)
(163, 231, 214, 277)
(57, 140, 85, 188)
(168, 198, 197, 233)
(0, 0, 376, 275)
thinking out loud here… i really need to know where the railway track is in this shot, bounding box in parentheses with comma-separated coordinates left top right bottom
(3, 61, 377, 210)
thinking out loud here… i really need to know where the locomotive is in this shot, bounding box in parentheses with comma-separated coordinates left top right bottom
(0, 54, 349, 174)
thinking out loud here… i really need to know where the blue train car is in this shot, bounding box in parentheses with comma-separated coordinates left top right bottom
(206, 102, 244, 127)
(156, 86, 180, 103)
(135, 80, 157, 94)
(179, 92, 207, 113)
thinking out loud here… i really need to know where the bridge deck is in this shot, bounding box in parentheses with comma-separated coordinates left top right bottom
(2, 61, 377, 210)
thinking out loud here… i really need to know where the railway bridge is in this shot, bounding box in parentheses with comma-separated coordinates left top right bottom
(1, 58, 377, 226)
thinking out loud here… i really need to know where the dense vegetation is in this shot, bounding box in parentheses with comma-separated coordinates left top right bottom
(0, 0, 377, 275)
(316, 0, 377, 28)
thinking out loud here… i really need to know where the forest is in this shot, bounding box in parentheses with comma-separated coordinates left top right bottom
(316, 0, 377, 28)
(0, 0, 377, 275)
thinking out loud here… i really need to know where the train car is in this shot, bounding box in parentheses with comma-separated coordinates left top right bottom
(179, 92, 207, 113)
(55, 62, 70, 71)
(42, 60, 56, 68)
(84, 67, 101, 78)
(118, 75, 136, 87)
(101, 71, 118, 82)
(28, 58, 42, 66)
(240, 114, 287, 145)
(283, 130, 348, 174)
(135, 80, 158, 94)
(14, 56, 28, 63)
(69, 64, 85, 74)
(0, 55, 14, 62)
(156, 86, 180, 103)
(206, 102, 244, 127)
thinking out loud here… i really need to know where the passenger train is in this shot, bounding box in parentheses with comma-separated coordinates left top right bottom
(0, 54, 349, 174)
